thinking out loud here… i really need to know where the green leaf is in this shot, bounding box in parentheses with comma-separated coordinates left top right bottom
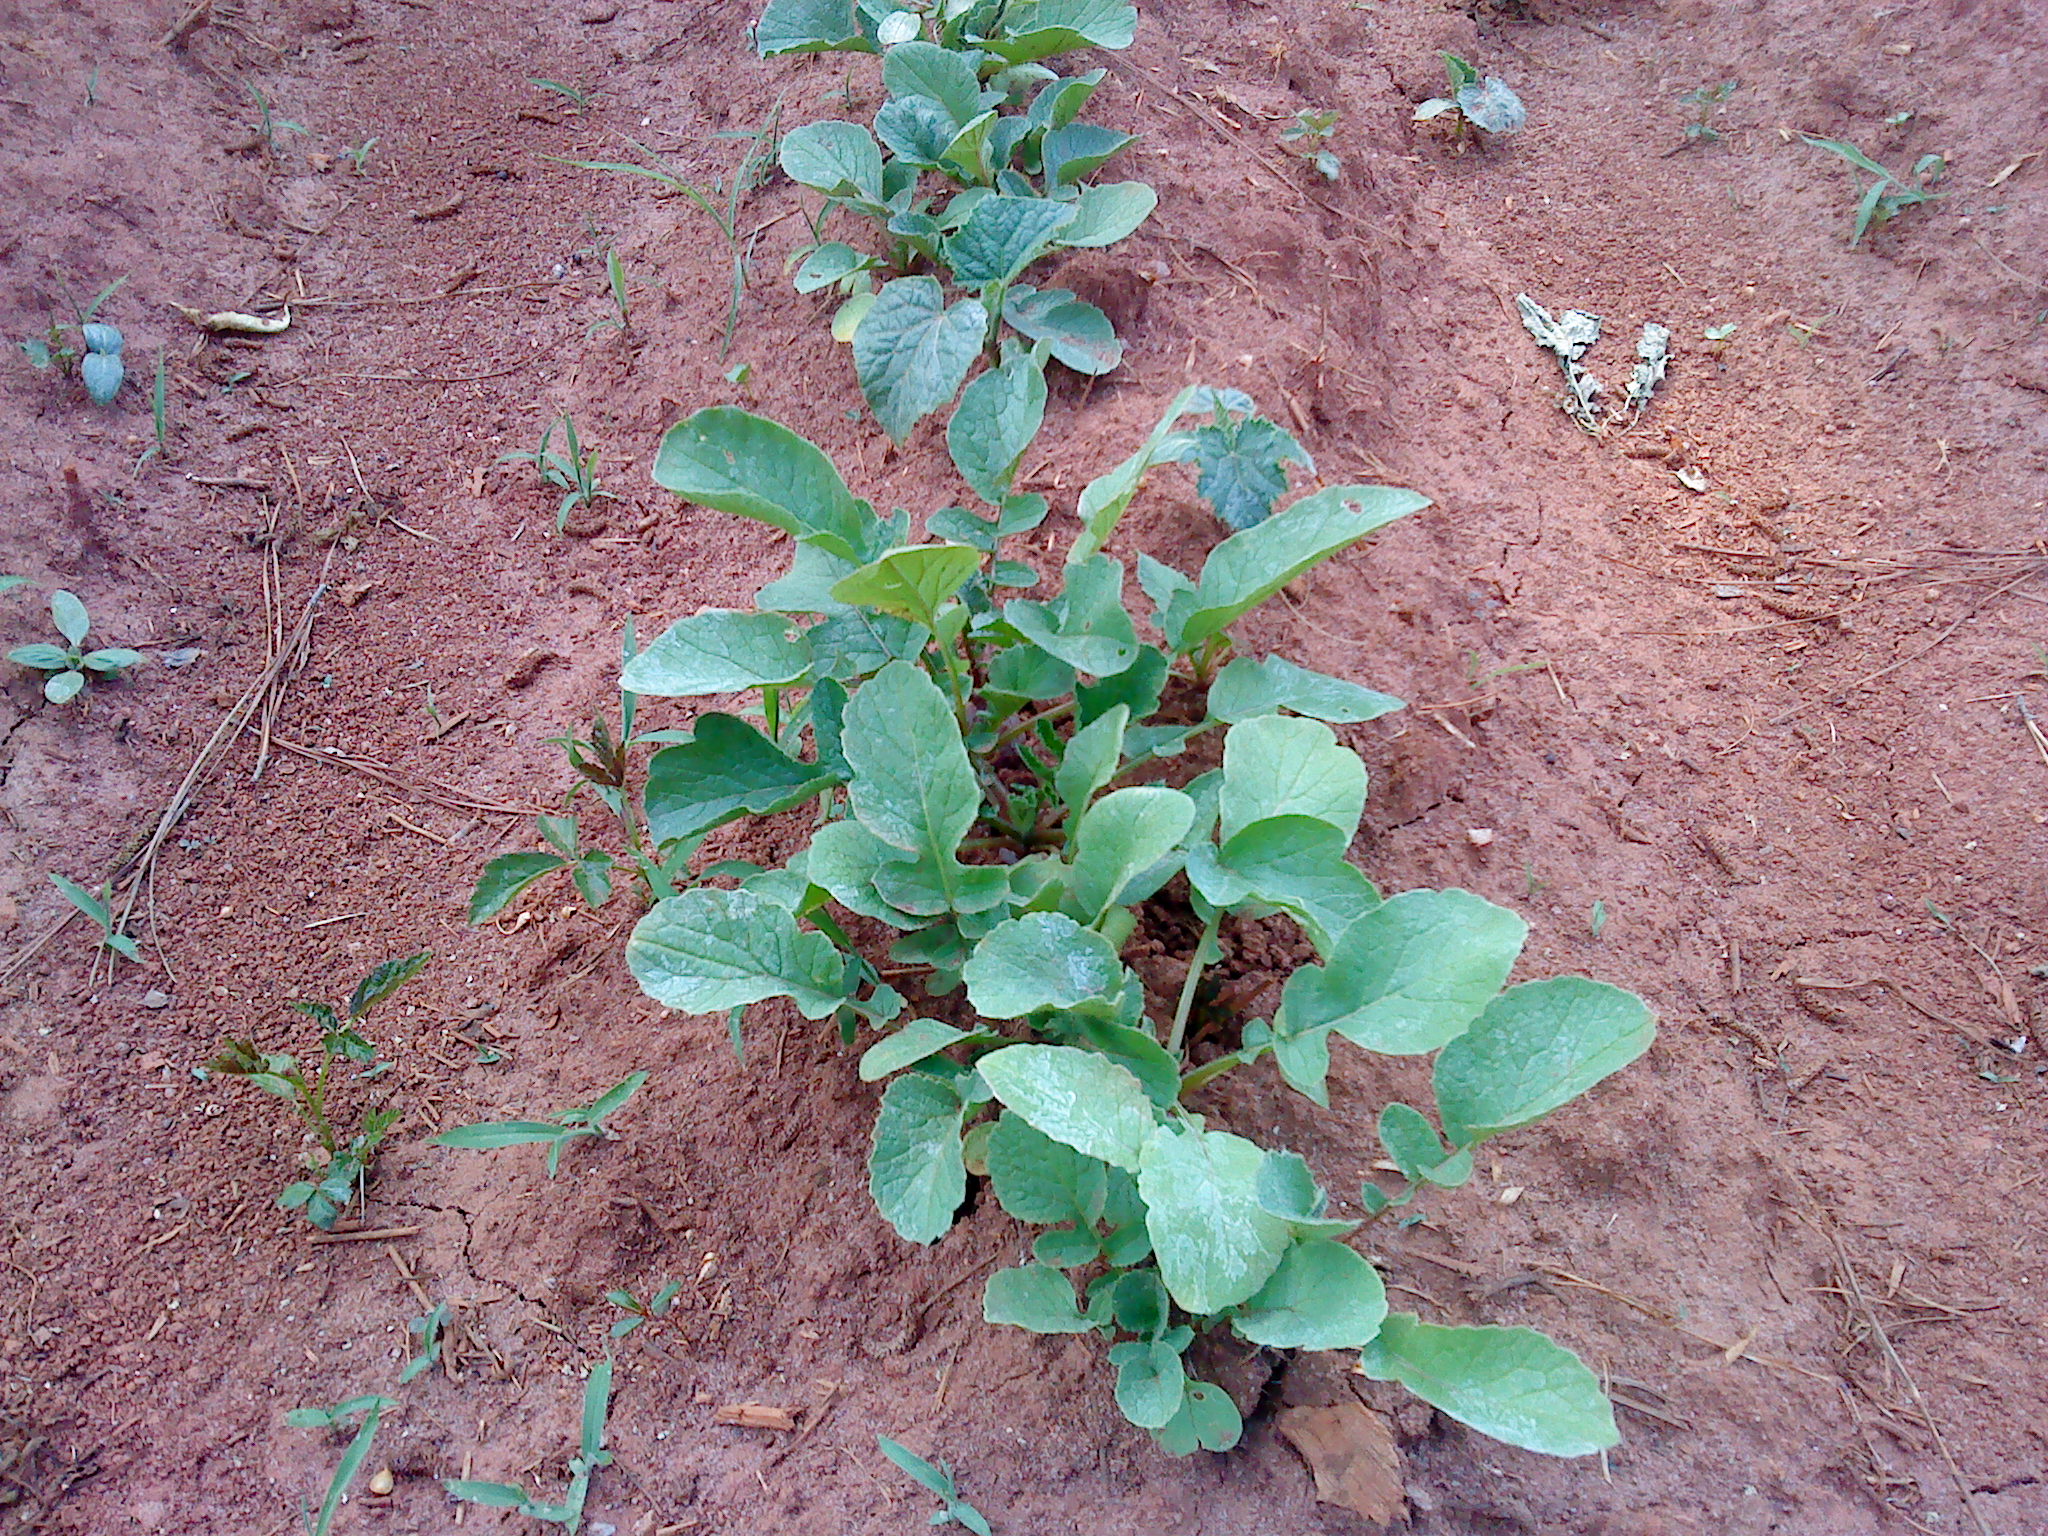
(1253, 1150, 1357, 1237)
(948, 347, 1047, 504)
(43, 669, 85, 704)
(49, 590, 89, 645)
(81, 647, 143, 673)
(1074, 647, 1166, 724)
(1208, 654, 1403, 724)
(1055, 180, 1157, 247)
(794, 241, 876, 294)
(986, 1111, 1107, 1225)
(779, 119, 883, 200)
(854, 277, 987, 443)
(47, 872, 110, 926)
(984, 1264, 1094, 1332)
(1069, 387, 1255, 565)
(1066, 785, 1193, 921)
(347, 952, 430, 1019)
(1002, 285, 1121, 375)
(1195, 816, 1379, 955)
(962, 913, 1124, 1018)
(881, 39, 985, 123)
(1003, 554, 1138, 676)
(80, 350, 122, 405)
(1056, 1016, 1179, 1109)
(621, 609, 810, 696)
(1176, 415, 1310, 529)
(314, 1399, 388, 1536)
(628, 887, 852, 1020)
(1278, 889, 1527, 1055)
(1108, 1338, 1186, 1428)
(1232, 1239, 1387, 1349)
(803, 819, 925, 926)
(981, 0, 1138, 63)
(1220, 715, 1366, 843)
(1357, 1313, 1619, 1456)
(644, 714, 838, 845)
(1434, 977, 1655, 1145)
(869, 1071, 967, 1243)
(830, 543, 982, 629)
(7, 643, 71, 670)
(943, 195, 1076, 284)
(469, 851, 567, 923)
(1138, 1124, 1293, 1314)
(1053, 702, 1125, 814)
(976, 1043, 1155, 1171)
(1378, 1102, 1472, 1186)
(444, 1480, 533, 1510)
(756, 0, 871, 55)
(653, 407, 880, 563)
(859, 1018, 979, 1081)
(1159, 483, 1430, 652)
(1041, 122, 1134, 187)
(432, 1121, 567, 1150)
(876, 94, 958, 167)
(843, 660, 978, 872)
(1154, 1380, 1242, 1455)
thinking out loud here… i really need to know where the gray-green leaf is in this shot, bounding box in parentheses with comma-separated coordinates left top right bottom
(943, 196, 1077, 285)
(1066, 786, 1194, 922)
(1109, 1338, 1186, 1428)
(1434, 977, 1655, 1146)
(854, 277, 987, 443)
(986, 1112, 1107, 1226)
(621, 609, 810, 697)
(976, 1043, 1155, 1171)
(962, 913, 1124, 1018)
(1220, 715, 1366, 843)
(1208, 654, 1404, 724)
(1232, 1238, 1387, 1349)
(947, 347, 1047, 505)
(844, 660, 978, 866)
(869, 1072, 967, 1244)
(652, 408, 880, 562)
(1138, 1124, 1293, 1314)
(1004, 554, 1138, 677)
(644, 714, 838, 844)
(779, 119, 883, 200)
(984, 1264, 1094, 1333)
(628, 887, 850, 1020)
(1056, 181, 1157, 247)
(1357, 1313, 1617, 1456)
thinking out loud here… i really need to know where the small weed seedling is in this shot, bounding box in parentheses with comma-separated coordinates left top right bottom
(607, 1279, 683, 1337)
(500, 415, 615, 530)
(401, 1303, 449, 1384)
(206, 953, 430, 1230)
(529, 77, 593, 111)
(589, 249, 634, 338)
(1280, 108, 1342, 181)
(470, 623, 702, 921)
(242, 81, 307, 153)
(1677, 80, 1738, 146)
(341, 137, 378, 174)
(1415, 52, 1526, 143)
(286, 1395, 395, 1536)
(19, 278, 128, 405)
(434, 1072, 648, 1177)
(8, 589, 144, 702)
(1801, 135, 1944, 245)
(613, 362, 1654, 1456)
(762, 0, 1157, 438)
(48, 873, 140, 963)
(877, 1437, 993, 1536)
(447, 1357, 613, 1529)
(134, 350, 171, 472)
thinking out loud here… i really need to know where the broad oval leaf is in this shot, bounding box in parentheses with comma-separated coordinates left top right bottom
(1357, 1313, 1618, 1456)
(803, 819, 924, 927)
(1053, 702, 1126, 814)
(948, 347, 1048, 505)
(843, 659, 978, 865)
(652, 407, 878, 562)
(80, 351, 123, 405)
(984, 1264, 1094, 1333)
(1138, 1124, 1293, 1314)
(875, 94, 956, 167)
(756, 0, 870, 56)
(1002, 285, 1121, 375)
(1206, 816, 1380, 955)
(794, 242, 875, 294)
(976, 1043, 1155, 1171)
(944, 195, 1077, 285)
(779, 119, 883, 200)
(829, 543, 982, 628)
(1154, 1379, 1242, 1455)
(1041, 122, 1134, 187)
(1066, 785, 1194, 921)
(621, 609, 811, 697)
(1055, 180, 1157, 247)
(854, 277, 987, 443)
(50, 590, 90, 645)
(979, 0, 1138, 63)
(644, 713, 838, 845)
(1280, 889, 1528, 1055)
(1232, 1239, 1387, 1349)
(986, 1111, 1107, 1225)
(858, 1018, 976, 1082)
(1434, 977, 1655, 1146)
(1220, 715, 1366, 843)
(1003, 554, 1138, 677)
(963, 913, 1124, 1018)
(1109, 1338, 1186, 1428)
(468, 851, 566, 923)
(1208, 654, 1404, 724)
(880, 39, 984, 124)
(869, 1072, 967, 1244)
(628, 887, 851, 1020)
(1166, 484, 1431, 652)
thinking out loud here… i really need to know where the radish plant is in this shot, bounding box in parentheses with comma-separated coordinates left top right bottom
(762, 0, 1156, 438)
(616, 362, 1654, 1457)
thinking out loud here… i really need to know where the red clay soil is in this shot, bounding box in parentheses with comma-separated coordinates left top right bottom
(2, 1, 2044, 1533)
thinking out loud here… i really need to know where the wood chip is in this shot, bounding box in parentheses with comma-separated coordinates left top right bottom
(1275, 1402, 1405, 1522)
(713, 1402, 797, 1431)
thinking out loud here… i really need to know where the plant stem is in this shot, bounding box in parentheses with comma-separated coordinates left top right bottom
(1177, 1051, 1243, 1098)
(993, 699, 1075, 752)
(1167, 911, 1221, 1058)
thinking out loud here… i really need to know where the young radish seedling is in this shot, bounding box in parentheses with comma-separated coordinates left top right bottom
(433, 1071, 649, 1177)
(1415, 52, 1526, 144)
(18, 278, 128, 405)
(614, 360, 1655, 1456)
(8, 589, 144, 702)
(762, 0, 1157, 439)
(206, 952, 430, 1230)
(1280, 108, 1342, 181)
